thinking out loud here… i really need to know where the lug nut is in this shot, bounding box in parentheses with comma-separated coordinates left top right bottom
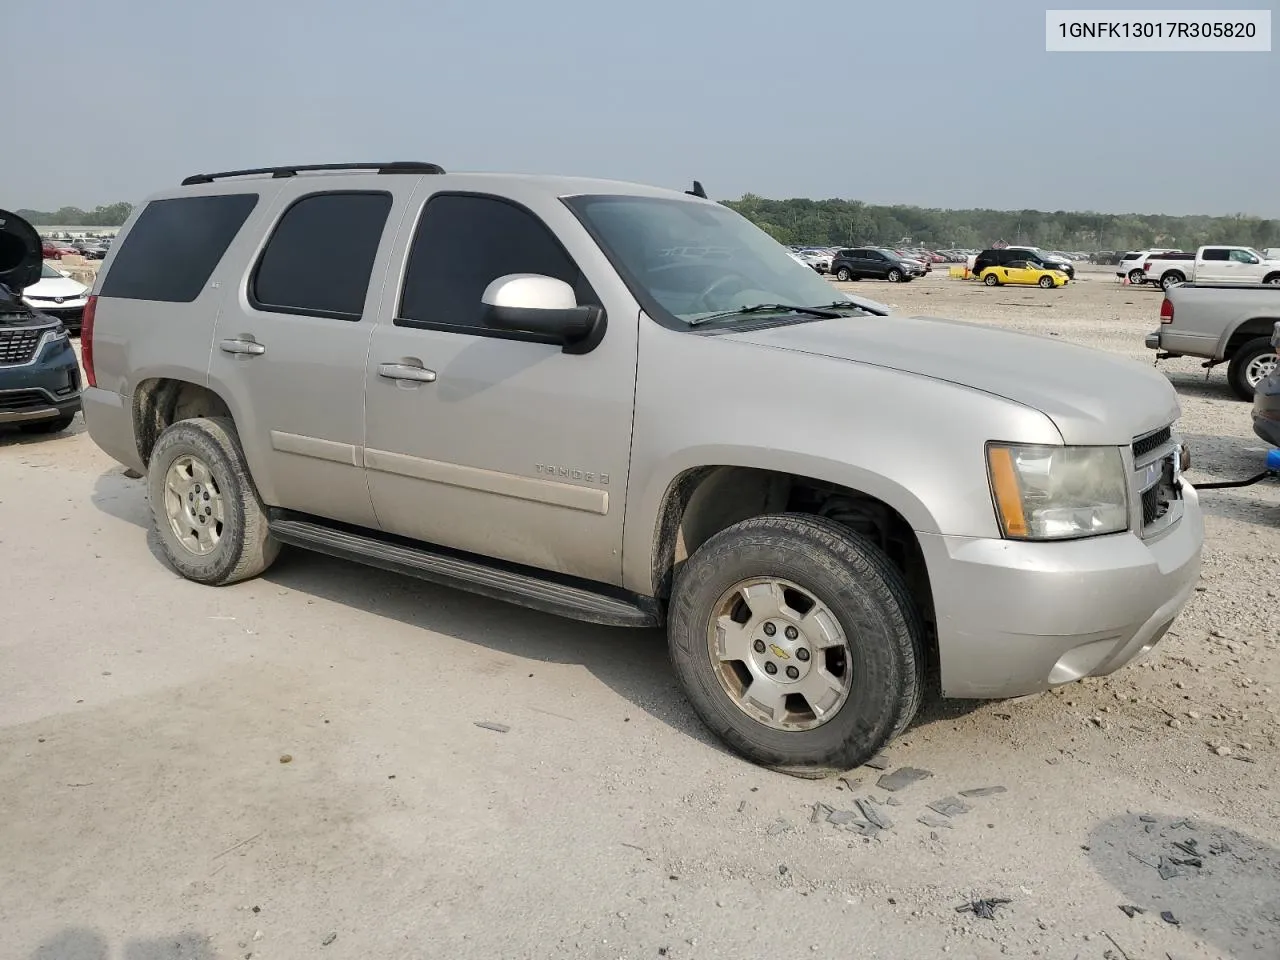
(796, 648, 810, 662)
(764, 662, 778, 675)
(753, 639, 766, 654)
(763, 622, 776, 637)
(785, 626, 798, 640)
(785, 666, 799, 679)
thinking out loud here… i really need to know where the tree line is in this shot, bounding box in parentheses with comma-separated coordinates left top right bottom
(723, 194, 1280, 252)
(15, 195, 1280, 253)
(16, 203, 134, 227)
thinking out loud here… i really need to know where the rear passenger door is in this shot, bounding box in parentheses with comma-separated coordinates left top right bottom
(208, 183, 403, 528)
(361, 191, 638, 584)
(1197, 248, 1230, 282)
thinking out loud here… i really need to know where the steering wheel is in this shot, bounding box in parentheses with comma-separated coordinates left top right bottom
(690, 272, 754, 312)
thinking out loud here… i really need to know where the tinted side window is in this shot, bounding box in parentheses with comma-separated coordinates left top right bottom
(251, 192, 392, 320)
(398, 194, 587, 331)
(1200, 248, 1229, 261)
(99, 194, 258, 302)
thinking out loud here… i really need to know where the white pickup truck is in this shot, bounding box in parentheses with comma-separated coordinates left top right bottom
(1143, 246, 1280, 291)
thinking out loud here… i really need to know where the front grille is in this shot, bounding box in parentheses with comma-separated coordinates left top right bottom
(1142, 484, 1169, 526)
(1133, 426, 1172, 460)
(0, 328, 42, 365)
(0, 390, 52, 412)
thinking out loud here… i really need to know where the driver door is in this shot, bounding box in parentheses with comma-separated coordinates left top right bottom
(1004, 260, 1031, 284)
(361, 191, 638, 584)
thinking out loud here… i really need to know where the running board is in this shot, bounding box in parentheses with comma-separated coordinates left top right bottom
(268, 516, 661, 629)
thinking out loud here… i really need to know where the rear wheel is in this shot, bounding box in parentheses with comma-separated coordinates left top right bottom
(147, 417, 280, 585)
(1038, 275, 1055, 289)
(667, 514, 923, 777)
(886, 268, 903, 283)
(1227, 337, 1279, 401)
(1160, 271, 1185, 290)
(983, 273, 1000, 286)
(835, 267, 852, 281)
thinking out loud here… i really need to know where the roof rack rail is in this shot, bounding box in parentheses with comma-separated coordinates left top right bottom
(181, 161, 445, 186)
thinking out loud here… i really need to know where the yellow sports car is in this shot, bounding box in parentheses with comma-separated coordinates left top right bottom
(978, 260, 1069, 288)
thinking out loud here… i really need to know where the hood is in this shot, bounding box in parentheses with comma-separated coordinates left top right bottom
(23, 274, 89, 299)
(722, 314, 1180, 445)
(0, 209, 44, 294)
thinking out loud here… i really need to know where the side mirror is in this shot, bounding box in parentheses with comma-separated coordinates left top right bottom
(480, 274, 605, 354)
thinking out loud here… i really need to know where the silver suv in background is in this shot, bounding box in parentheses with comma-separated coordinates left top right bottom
(81, 162, 1203, 776)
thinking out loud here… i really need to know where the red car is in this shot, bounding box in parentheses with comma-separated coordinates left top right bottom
(41, 239, 75, 259)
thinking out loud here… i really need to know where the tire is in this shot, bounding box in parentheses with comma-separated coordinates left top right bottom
(1263, 273, 1280, 286)
(1160, 271, 1185, 290)
(147, 416, 280, 585)
(667, 513, 923, 777)
(886, 268, 903, 283)
(1128, 269, 1145, 285)
(1038, 275, 1055, 289)
(835, 267, 852, 281)
(19, 412, 76, 434)
(1226, 337, 1279, 402)
(983, 273, 1000, 286)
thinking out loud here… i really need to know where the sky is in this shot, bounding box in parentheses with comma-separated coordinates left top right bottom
(4, 0, 1276, 216)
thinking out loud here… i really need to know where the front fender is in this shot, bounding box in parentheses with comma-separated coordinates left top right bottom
(621, 326, 1061, 595)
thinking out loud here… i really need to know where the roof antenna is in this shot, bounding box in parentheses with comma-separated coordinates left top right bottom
(686, 180, 707, 199)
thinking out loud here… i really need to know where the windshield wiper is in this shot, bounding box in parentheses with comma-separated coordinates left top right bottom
(687, 303, 845, 327)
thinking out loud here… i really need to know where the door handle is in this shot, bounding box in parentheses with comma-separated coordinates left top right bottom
(378, 362, 437, 383)
(220, 338, 266, 356)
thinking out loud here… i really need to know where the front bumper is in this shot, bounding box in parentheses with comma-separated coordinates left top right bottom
(1252, 370, 1280, 447)
(919, 484, 1203, 699)
(0, 336, 82, 424)
(24, 301, 87, 328)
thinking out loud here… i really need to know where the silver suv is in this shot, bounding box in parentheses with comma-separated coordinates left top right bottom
(81, 162, 1203, 776)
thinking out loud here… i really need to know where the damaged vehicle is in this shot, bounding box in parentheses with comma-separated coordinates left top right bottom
(82, 164, 1202, 775)
(0, 210, 82, 434)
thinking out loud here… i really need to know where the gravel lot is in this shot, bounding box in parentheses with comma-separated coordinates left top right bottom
(2, 264, 1277, 960)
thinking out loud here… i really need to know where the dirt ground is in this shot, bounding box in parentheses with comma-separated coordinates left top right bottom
(2, 264, 1277, 960)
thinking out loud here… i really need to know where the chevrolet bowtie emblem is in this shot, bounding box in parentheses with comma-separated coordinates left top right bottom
(769, 644, 790, 659)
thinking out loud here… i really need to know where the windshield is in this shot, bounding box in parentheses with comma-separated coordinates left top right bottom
(565, 195, 851, 324)
(40, 262, 63, 278)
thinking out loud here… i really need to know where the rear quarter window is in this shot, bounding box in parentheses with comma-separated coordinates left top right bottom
(98, 194, 258, 302)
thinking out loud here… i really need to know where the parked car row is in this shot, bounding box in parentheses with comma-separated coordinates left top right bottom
(39, 234, 113, 260)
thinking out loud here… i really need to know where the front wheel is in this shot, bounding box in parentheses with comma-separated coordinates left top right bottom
(983, 273, 1000, 286)
(147, 417, 280, 585)
(667, 514, 923, 777)
(835, 267, 852, 281)
(1263, 273, 1280, 286)
(1128, 269, 1145, 284)
(1227, 337, 1279, 401)
(886, 268, 903, 283)
(1038, 275, 1055, 289)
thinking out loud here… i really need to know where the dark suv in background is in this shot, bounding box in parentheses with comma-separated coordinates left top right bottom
(830, 247, 926, 283)
(0, 209, 82, 435)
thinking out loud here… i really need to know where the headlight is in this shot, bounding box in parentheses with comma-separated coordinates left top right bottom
(986, 443, 1129, 540)
(38, 327, 69, 352)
